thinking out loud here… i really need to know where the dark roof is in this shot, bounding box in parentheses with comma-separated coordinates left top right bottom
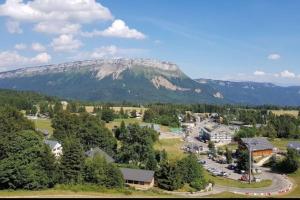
(287, 142, 300, 150)
(85, 147, 115, 163)
(44, 139, 60, 149)
(120, 168, 154, 182)
(241, 137, 273, 151)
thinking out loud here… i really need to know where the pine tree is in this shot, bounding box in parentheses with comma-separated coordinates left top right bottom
(60, 137, 85, 184)
(156, 161, 183, 191)
(105, 164, 124, 188)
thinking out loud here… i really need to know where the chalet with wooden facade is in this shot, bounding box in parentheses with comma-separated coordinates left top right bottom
(120, 168, 154, 190)
(239, 137, 274, 157)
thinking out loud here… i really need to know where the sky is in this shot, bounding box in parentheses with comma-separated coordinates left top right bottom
(1, 0, 300, 86)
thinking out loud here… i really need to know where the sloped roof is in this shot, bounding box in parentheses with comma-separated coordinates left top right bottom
(85, 147, 115, 163)
(44, 139, 60, 150)
(120, 168, 154, 182)
(241, 137, 273, 151)
(287, 142, 300, 150)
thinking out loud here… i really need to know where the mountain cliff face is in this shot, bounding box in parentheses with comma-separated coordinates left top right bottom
(195, 78, 300, 106)
(0, 59, 223, 104)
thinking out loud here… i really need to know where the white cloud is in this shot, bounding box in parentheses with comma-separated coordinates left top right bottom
(0, 0, 113, 23)
(268, 53, 281, 60)
(6, 20, 22, 33)
(253, 70, 265, 76)
(14, 43, 27, 50)
(50, 34, 82, 52)
(279, 70, 295, 78)
(31, 42, 46, 51)
(0, 0, 113, 34)
(33, 21, 81, 34)
(82, 19, 146, 40)
(0, 51, 51, 70)
(31, 52, 51, 63)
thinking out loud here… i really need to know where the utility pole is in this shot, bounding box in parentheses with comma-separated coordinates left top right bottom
(249, 145, 251, 184)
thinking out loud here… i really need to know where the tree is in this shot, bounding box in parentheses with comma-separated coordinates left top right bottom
(39, 101, 49, 115)
(225, 147, 233, 164)
(155, 161, 183, 191)
(275, 148, 299, 173)
(104, 164, 124, 188)
(53, 102, 63, 114)
(101, 107, 115, 122)
(78, 106, 86, 113)
(117, 123, 159, 167)
(177, 154, 206, 190)
(31, 105, 38, 115)
(0, 130, 54, 189)
(0, 106, 35, 134)
(84, 155, 108, 184)
(208, 141, 215, 150)
(60, 137, 85, 184)
(115, 120, 127, 140)
(236, 150, 249, 171)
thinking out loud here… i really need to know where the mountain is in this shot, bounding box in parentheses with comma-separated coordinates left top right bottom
(0, 59, 225, 104)
(1, 58, 300, 106)
(195, 78, 300, 106)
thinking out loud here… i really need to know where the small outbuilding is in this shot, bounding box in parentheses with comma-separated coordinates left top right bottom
(120, 168, 155, 190)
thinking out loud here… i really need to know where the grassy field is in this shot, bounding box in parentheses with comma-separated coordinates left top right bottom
(105, 118, 171, 132)
(270, 110, 299, 117)
(154, 138, 186, 162)
(203, 171, 272, 189)
(31, 118, 53, 135)
(270, 138, 300, 152)
(0, 188, 176, 198)
(105, 118, 143, 130)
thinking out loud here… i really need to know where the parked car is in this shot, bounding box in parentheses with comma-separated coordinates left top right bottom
(220, 171, 228, 177)
(212, 171, 220, 176)
(198, 160, 206, 164)
(227, 164, 236, 170)
(240, 174, 249, 181)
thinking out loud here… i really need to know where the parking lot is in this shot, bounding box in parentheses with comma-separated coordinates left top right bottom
(198, 153, 269, 182)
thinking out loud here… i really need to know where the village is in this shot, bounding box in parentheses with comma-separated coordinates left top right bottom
(32, 102, 296, 196)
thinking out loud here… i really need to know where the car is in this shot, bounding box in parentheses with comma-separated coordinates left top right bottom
(198, 160, 206, 164)
(227, 164, 236, 170)
(212, 171, 220, 176)
(220, 171, 228, 177)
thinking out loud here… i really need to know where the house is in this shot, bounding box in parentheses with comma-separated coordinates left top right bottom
(44, 139, 62, 158)
(199, 123, 234, 144)
(120, 168, 155, 190)
(85, 147, 115, 163)
(287, 142, 300, 153)
(239, 137, 274, 157)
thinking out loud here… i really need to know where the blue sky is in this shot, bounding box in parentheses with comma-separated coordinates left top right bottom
(1, 0, 300, 86)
